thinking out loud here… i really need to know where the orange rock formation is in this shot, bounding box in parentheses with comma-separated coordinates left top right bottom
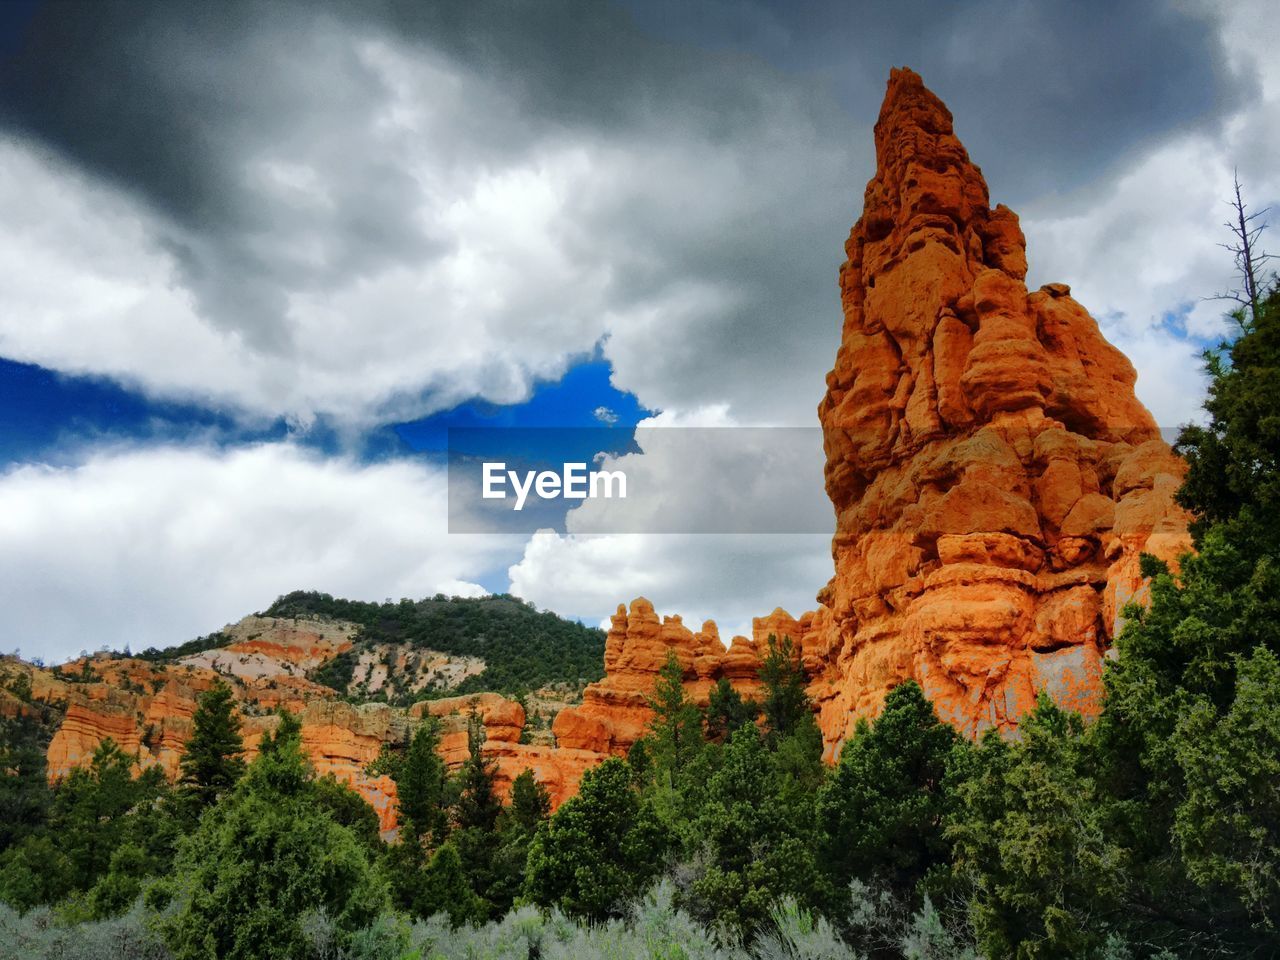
(556, 68, 1193, 762)
(809, 67, 1191, 748)
(32, 619, 592, 833)
(553, 598, 798, 756)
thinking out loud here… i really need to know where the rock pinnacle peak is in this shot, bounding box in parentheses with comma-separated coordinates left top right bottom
(810, 68, 1192, 742)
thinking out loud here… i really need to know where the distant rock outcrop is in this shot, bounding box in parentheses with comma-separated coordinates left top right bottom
(31, 617, 593, 834)
(554, 598, 747, 755)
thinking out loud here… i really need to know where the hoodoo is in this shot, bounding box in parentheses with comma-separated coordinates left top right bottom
(562, 67, 1194, 763)
(808, 67, 1191, 748)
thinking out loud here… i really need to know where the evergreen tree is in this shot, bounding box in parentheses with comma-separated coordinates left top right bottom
(524, 757, 668, 921)
(158, 710, 386, 960)
(687, 724, 824, 936)
(310, 773, 382, 854)
(177, 681, 245, 811)
(648, 651, 703, 777)
(0, 714, 51, 854)
(626, 737, 654, 788)
(451, 714, 505, 917)
(416, 842, 486, 925)
(705, 676, 758, 743)
(1085, 284, 1280, 953)
(455, 714, 501, 833)
(505, 767, 551, 835)
(380, 718, 454, 918)
(53, 739, 174, 889)
(489, 769, 552, 914)
(391, 717, 449, 844)
(817, 681, 958, 902)
(0, 833, 73, 912)
(760, 635, 809, 745)
(948, 697, 1125, 960)
(1173, 645, 1280, 923)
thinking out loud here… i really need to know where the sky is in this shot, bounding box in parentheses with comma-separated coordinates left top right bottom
(0, 0, 1277, 661)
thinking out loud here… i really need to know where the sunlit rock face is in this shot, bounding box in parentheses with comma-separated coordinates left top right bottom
(35, 618, 595, 834)
(810, 67, 1191, 749)
(527, 68, 1195, 766)
(553, 598, 763, 756)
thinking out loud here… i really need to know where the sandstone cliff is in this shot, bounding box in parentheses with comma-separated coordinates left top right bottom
(810, 67, 1191, 748)
(556, 68, 1192, 762)
(29, 617, 592, 834)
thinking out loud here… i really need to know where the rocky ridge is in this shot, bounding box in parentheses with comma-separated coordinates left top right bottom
(808, 67, 1190, 750)
(9, 616, 594, 835)
(549, 68, 1193, 762)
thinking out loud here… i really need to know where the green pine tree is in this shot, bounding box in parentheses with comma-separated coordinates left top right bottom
(177, 681, 245, 811)
(158, 710, 386, 960)
(817, 680, 958, 902)
(686, 723, 823, 937)
(647, 651, 704, 777)
(451, 714, 505, 917)
(948, 696, 1125, 960)
(416, 842, 486, 925)
(760, 635, 809, 745)
(705, 676, 758, 743)
(1086, 284, 1280, 953)
(506, 767, 551, 835)
(455, 714, 501, 833)
(524, 757, 667, 921)
(393, 718, 449, 843)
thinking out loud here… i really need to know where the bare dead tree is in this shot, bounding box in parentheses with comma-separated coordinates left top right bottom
(1211, 172, 1275, 326)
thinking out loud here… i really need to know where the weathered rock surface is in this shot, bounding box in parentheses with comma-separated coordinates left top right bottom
(810, 67, 1191, 749)
(551, 69, 1193, 764)
(554, 598, 780, 756)
(178, 615, 356, 680)
(32, 618, 591, 834)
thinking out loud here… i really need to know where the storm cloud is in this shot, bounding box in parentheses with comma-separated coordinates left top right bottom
(0, 0, 1257, 428)
(2, 0, 1277, 655)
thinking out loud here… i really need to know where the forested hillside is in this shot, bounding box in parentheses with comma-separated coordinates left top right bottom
(261, 591, 606, 700)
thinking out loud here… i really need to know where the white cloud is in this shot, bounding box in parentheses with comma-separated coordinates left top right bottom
(506, 408, 833, 637)
(0, 444, 517, 662)
(508, 530, 832, 644)
(1021, 0, 1280, 428)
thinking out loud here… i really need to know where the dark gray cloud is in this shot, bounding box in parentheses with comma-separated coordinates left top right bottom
(617, 0, 1247, 201)
(0, 0, 1258, 425)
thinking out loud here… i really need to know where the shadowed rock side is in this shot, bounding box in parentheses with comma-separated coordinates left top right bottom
(811, 67, 1191, 747)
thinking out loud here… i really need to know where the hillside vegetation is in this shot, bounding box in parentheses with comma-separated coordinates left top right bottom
(262, 591, 605, 701)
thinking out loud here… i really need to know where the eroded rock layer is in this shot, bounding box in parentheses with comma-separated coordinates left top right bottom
(553, 598, 818, 756)
(24, 617, 591, 834)
(810, 67, 1191, 748)
(552, 69, 1194, 762)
